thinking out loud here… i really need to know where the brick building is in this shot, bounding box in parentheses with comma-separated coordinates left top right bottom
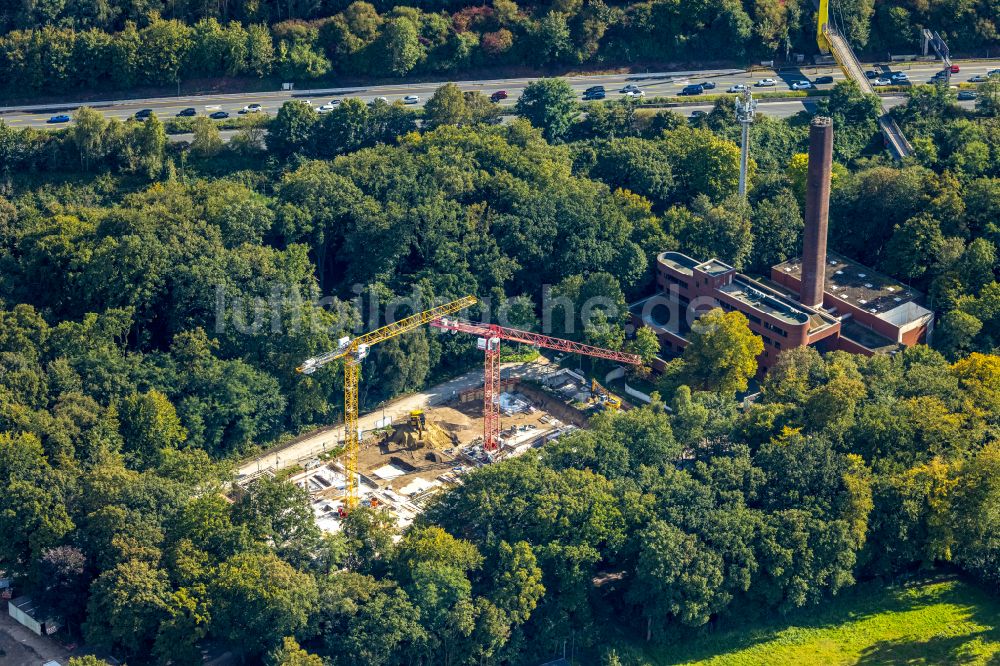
(629, 116, 934, 372)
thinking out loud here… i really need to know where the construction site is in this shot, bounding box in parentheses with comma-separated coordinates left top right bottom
(244, 362, 629, 535)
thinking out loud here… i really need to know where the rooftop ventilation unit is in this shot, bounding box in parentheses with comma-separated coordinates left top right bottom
(858, 273, 867, 278)
(859, 299, 868, 304)
(864, 283, 874, 288)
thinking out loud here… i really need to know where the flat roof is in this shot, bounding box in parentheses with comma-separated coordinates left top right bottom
(697, 259, 734, 276)
(658, 251, 698, 276)
(720, 278, 815, 327)
(774, 252, 932, 324)
(840, 318, 900, 353)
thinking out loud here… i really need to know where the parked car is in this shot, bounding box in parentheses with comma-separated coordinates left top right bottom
(790, 80, 813, 90)
(176, 107, 196, 117)
(754, 78, 777, 87)
(958, 90, 978, 100)
(209, 110, 229, 119)
(865, 70, 878, 79)
(402, 95, 420, 104)
(490, 90, 508, 102)
(680, 84, 704, 95)
(47, 114, 71, 123)
(950, 64, 961, 73)
(134, 108, 153, 120)
(700, 81, 716, 90)
(814, 75, 834, 84)
(620, 83, 642, 93)
(989, 69, 1000, 77)
(240, 103, 262, 113)
(872, 77, 891, 86)
(890, 72, 909, 82)
(727, 84, 748, 93)
(582, 89, 606, 100)
(969, 74, 989, 83)
(622, 89, 645, 98)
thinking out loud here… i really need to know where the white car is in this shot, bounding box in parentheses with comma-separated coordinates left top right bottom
(622, 90, 645, 98)
(890, 72, 909, 82)
(968, 74, 989, 83)
(755, 78, 777, 87)
(620, 83, 642, 93)
(872, 77, 891, 86)
(790, 80, 813, 90)
(727, 84, 748, 93)
(241, 103, 262, 113)
(402, 95, 420, 104)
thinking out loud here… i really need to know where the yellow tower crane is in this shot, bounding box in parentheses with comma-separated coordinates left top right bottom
(297, 295, 476, 510)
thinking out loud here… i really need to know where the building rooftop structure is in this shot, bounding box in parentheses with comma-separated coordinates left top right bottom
(774, 251, 929, 321)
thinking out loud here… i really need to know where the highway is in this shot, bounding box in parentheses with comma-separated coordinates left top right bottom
(0, 59, 992, 128)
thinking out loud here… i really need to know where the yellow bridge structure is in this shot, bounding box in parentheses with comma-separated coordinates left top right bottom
(816, 0, 913, 160)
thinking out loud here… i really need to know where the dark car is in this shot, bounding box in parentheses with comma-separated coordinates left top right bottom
(865, 70, 877, 79)
(700, 81, 716, 90)
(209, 110, 230, 119)
(134, 108, 153, 120)
(585, 85, 605, 94)
(490, 90, 508, 102)
(47, 114, 71, 123)
(176, 107, 196, 117)
(814, 75, 834, 84)
(583, 89, 606, 100)
(957, 90, 977, 101)
(681, 84, 704, 95)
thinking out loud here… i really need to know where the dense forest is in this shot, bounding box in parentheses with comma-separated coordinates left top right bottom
(1, 78, 999, 663)
(1, 0, 999, 96)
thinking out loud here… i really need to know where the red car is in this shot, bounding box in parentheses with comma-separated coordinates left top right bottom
(490, 90, 508, 102)
(950, 64, 960, 73)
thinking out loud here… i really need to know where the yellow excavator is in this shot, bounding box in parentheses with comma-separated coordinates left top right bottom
(409, 409, 426, 434)
(591, 378, 622, 411)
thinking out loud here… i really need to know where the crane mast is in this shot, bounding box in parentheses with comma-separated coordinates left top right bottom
(431, 317, 642, 452)
(297, 295, 476, 509)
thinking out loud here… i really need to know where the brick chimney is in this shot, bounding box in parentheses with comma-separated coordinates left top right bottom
(801, 116, 833, 308)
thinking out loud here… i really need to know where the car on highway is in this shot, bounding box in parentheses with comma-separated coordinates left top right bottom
(690, 110, 707, 119)
(620, 83, 643, 93)
(622, 89, 645, 98)
(680, 84, 704, 95)
(890, 72, 909, 82)
(872, 77, 891, 86)
(990, 69, 1000, 77)
(317, 100, 341, 113)
(134, 108, 153, 120)
(950, 64, 961, 73)
(585, 85, 605, 94)
(240, 103, 262, 113)
(727, 84, 748, 93)
(865, 70, 878, 79)
(754, 78, 777, 87)
(790, 80, 813, 90)
(969, 74, 990, 83)
(368, 96, 389, 106)
(958, 90, 978, 100)
(814, 75, 834, 84)
(700, 81, 716, 90)
(47, 114, 71, 123)
(176, 107, 196, 117)
(490, 90, 508, 102)
(582, 89, 606, 100)
(209, 110, 230, 119)
(403, 95, 420, 104)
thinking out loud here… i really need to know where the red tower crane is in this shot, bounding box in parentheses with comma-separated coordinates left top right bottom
(430, 317, 642, 453)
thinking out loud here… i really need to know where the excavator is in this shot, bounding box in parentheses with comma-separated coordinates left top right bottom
(591, 378, 622, 411)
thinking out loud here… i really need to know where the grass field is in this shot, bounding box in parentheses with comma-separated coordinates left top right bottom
(617, 576, 1000, 666)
